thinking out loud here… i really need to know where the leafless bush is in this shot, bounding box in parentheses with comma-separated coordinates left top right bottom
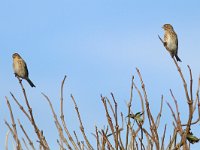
(4, 58, 200, 150)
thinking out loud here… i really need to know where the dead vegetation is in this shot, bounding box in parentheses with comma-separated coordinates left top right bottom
(4, 58, 200, 150)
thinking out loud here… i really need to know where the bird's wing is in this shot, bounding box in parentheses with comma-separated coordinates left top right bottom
(175, 33, 178, 54)
(22, 60, 29, 77)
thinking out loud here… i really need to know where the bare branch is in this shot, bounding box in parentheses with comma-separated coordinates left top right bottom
(5, 131, 10, 150)
(18, 119, 35, 150)
(71, 94, 94, 150)
(42, 93, 73, 150)
(125, 76, 134, 150)
(5, 97, 21, 149)
(16, 77, 49, 149)
(156, 95, 164, 128)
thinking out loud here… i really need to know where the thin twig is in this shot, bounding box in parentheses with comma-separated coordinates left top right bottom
(125, 76, 134, 150)
(71, 94, 94, 150)
(22, 138, 29, 150)
(156, 95, 164, 128)
(42, 93, 72, 150)
(161, 124, 167, 150)
(136, 68, 160, 150)
(5, 131, 10, 150)
(5, 97, 21, 149)
(74, 131, 82, 150)
(18, 119, 35, 150)
(10, 92, 31, 121)
(59, 75, 79, 150)
(16, 77, 49, 149)
(101, 96, 116, 149)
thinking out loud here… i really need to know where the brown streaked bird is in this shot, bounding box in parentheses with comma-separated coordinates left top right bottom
(162, 24, 181, 62)
(12, 53, 36, 87)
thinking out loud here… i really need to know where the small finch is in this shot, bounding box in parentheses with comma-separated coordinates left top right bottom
(12, 53, 36, 87)
(161, 24, 181, 62)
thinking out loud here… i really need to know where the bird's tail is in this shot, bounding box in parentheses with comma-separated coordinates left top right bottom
(26, 78, 36, 87)
(175, 54, 182, 62)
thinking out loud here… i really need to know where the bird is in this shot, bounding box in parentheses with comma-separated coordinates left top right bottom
(161, 24, 181, 62)
(12, 53, 36, 87)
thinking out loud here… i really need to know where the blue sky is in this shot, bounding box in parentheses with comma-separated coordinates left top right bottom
(0, 0, 200, 149)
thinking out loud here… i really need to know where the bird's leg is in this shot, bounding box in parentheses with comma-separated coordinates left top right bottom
(163, 42, 167, 47)
(16, 76, 22, 83)
(14, 73, 22, 82)
(169, 51, 176, 58)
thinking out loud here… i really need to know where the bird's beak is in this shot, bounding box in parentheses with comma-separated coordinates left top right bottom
(162, 26, 164, 29)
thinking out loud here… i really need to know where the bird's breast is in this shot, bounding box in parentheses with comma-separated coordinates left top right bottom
(13, 59, 27, 78)
(165, 34, 177, 52)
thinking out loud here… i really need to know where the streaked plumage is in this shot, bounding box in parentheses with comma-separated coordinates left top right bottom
(162, 24, 181, 62)
(12, 53, 36, 87)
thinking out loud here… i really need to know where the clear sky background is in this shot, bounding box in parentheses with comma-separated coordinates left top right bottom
(0, 0, 200, 149)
